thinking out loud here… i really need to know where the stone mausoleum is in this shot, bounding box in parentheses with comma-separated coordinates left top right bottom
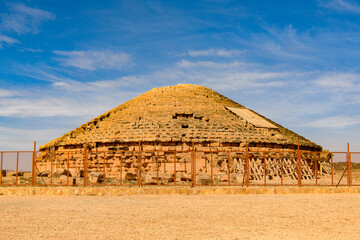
(37, 84, 328, 185)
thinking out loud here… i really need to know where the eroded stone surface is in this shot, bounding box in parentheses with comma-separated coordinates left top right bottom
(35, 84, 324, 181)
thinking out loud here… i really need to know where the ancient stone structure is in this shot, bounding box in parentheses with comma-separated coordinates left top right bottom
(37, 84, 329, 185)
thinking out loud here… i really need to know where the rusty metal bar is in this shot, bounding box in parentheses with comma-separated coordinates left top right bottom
(227, 151, 230, 186)
(205, 151, 207, 173)
(83, 147, 88, 187)
(331, 153, 334, 186)
(245, 141, 249, 187)
(347, 143, 352, 187)
(297, 142, 301, 187)
(50, 151, 53, 186)
(280, 151, 284, 186)
(16, 152, 19, 185)
(0, 152, 3, 185)
(138, 141, 142, 187)
(315, 153, 318, 186)
(67, 152, 70, 186)
(210, 150, 213, 186)
(157, 150, 159, 186)
(120, 151, 123, 186)
(263, 151, 266, 186)
(32, 141, 36, 186)
(103, 152, 106, 186)
(191, 141, 195, 187)
(174, 150, 176, 186)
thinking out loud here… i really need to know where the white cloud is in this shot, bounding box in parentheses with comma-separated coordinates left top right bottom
(90, 76, 144, 89)
(308, 115, 360, 128)
(0, 97, 105, 117)
(177, 60, 246, 69)
(321, 0, 360, 14)
(0, 89, 15, 97)
(53, 50, 131, 71)
(186, 49, 243, 57)
(18, 48, 43, 53)
(0, 3, 54, 35)
(51, 75, 144, 92)
(253, 24, 313, 60)
(314, 73, 360, 91)
(174, 60, 292, 90)
(0, 34, 19, 48)
(0, 126, 67, 151)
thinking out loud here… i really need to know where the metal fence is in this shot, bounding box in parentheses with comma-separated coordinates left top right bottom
(0, 142, 358, 187)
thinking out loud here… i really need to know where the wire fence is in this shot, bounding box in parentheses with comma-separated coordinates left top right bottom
(0, 143, 358, 187)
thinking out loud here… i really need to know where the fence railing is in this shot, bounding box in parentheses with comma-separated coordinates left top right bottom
(0, 142, 358, 187)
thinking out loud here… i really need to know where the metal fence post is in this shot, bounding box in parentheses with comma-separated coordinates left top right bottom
(67, 152, 70, 186)
(32, 141, 36, 186)
(264, 151, 266, 186)
(174, 151, 177, 186)
(156, 150, 159, 186)
(227, 151, 231, 186)
(103, 152, 106, 186)
(83, 146, 89, 187)
(50, 151, 53, 186)
(0, 152, 3, 185)
(297, 142, 302, 187)
(331, 153, 334, 186)
(191, 141, 195, 187)
(280, 151, 284, 186)
(137, 141, 142, 187)
(315, 153, 318, 186)
(245, 141, 250, 187)
(347, 143, 352, 187)
(16, 152, 19, 186)
(210, 150, 214, 186)
(120, 151, 123, 186)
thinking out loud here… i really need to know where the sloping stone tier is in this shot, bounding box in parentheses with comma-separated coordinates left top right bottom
(40, 84, 321, 151)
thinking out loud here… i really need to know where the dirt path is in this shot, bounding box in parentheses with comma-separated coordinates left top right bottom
(0, 194, 359, 240)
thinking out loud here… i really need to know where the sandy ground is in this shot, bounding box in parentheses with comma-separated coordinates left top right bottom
(0, 194, 360, 240)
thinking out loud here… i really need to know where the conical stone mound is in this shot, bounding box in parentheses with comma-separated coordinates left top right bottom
(40, 84, 321, 151)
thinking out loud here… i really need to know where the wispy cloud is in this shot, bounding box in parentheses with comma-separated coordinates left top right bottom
(53, 50, 131, 71)
(0, 3, 54, 35)
(0, 126, 68, 151)
(18, 48, 43, 53)
(0, 89, 15, 97)
(0, 97, 102, 117)
(252, 24, 313, 60)
(308, 115, 360, 128)
(314, 73, 360, 91)
(13, 63, 143, 92)
(320, 0, 360, 13)
(177, 60, 246, 69)
(186, 49, 243, 57)
(0, 34, 18, 48)
(174, 59, 293, 90)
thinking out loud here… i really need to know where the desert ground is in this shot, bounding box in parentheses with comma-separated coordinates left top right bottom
(0, 194, 359, 240)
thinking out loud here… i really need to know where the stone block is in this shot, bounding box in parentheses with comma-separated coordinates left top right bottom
(197, 173, 211, 185)
(89, 172, 104, 184)
(53, 168, 71, 178)
(125, 172, 137, 181)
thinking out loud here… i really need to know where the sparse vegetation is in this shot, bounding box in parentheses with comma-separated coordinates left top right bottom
(333, 162, 360, 171)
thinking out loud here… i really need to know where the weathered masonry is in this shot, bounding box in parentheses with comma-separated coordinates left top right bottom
(37, 84, 331, 185)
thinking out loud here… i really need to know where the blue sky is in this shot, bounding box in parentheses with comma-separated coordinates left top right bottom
(0, 0, 360, 151)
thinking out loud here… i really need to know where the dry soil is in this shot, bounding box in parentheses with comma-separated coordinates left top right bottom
(0, 194, 359, 240)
